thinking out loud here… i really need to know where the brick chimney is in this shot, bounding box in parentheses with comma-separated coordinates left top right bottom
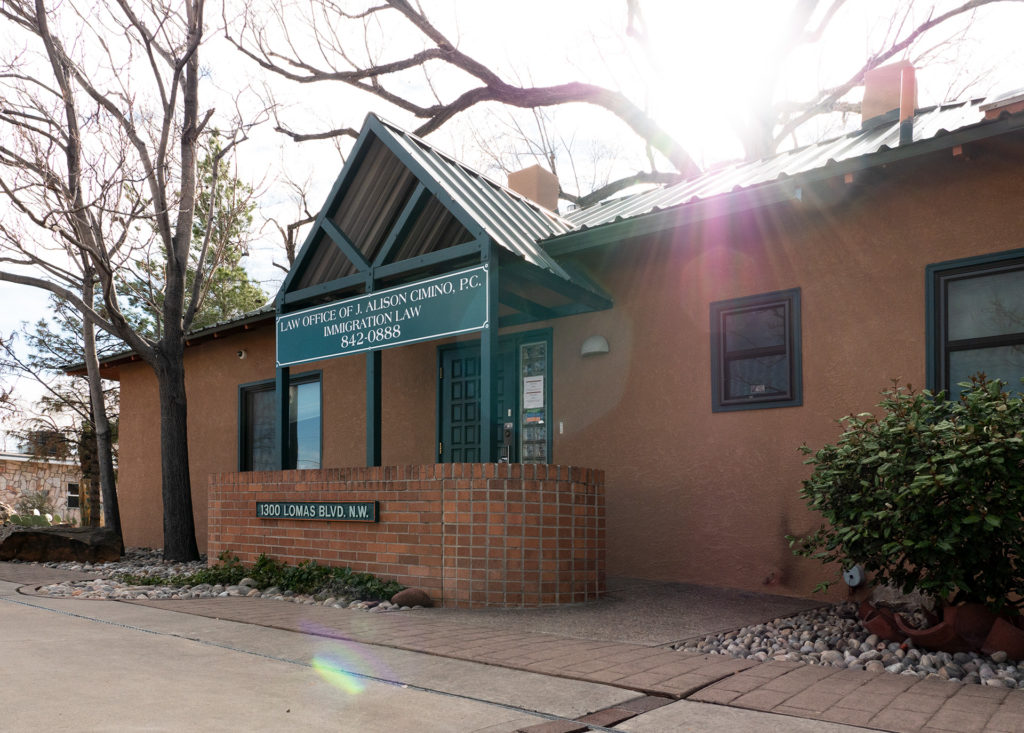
(507, 164, 559, 211)
(862, 61, 917, 140)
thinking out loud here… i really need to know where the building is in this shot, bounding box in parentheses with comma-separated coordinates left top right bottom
(101, 66, 1024, 606)
(0, 451, 83, 525)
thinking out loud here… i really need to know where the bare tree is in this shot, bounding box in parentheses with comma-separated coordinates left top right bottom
(0, 1, 261, 560)
(227, 0, 1020, 205)
(224, 0, 701, 189)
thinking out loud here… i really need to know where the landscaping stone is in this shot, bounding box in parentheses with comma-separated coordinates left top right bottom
(0, 525, 122, 562)
(391, 587, 432, 607)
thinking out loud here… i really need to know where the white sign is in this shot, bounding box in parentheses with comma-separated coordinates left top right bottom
(523, 376, 544, 409)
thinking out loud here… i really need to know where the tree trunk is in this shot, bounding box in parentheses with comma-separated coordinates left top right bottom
(154, 351, 199, 561)
(81, 282, 122, 542)
(77, 419, 101, 528)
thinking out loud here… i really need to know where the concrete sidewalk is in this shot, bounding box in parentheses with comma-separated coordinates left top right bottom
(5, 563, 1024, 731)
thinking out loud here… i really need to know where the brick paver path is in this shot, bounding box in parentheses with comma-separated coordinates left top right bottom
(122, 596, 1024, 732)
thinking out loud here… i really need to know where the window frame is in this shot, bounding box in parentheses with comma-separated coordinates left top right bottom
(66, 482, 80, 509)
(926, 248, 1024, 395)
(710, 288, 803, 412)
(238, 370, 322, 471)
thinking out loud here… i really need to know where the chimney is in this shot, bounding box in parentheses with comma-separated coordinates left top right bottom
(861, 61, 917, 143)
(507, 164, 559, 211)
(980, 89, 1024, 120)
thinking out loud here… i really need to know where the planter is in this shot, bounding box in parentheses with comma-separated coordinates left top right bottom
(953, 603, 999, 652)
(982, 616, 1024, 660)
(858, 601, 905, 643)
(892, 605, 972, 654)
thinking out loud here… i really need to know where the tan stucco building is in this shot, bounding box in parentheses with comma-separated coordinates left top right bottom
(103, 70, 1024, 604)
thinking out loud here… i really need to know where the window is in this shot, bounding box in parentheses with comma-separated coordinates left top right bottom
(67, 483, 80, 509)
(710, 288, 802, 412)
(239, 372, 322, 471)
(928, 251, 1024, 396)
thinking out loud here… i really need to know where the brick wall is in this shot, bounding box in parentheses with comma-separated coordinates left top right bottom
(208, 463, 605, 608)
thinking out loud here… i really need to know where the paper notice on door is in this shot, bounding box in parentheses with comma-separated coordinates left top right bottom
(523, 376, 544, 409)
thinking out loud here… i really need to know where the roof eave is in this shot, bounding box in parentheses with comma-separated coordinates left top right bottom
(544, 112, 1024, 257)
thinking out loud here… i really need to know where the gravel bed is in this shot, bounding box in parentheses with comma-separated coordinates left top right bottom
(673, 601, 1024, 688)
(23, 548, 419, 612)
(16, 549, 1024, 686)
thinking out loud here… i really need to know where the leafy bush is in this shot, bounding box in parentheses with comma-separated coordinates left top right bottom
(791, 376, 1024, 612)
(118, 551, 404, 601)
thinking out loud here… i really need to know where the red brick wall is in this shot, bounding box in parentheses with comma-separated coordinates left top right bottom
(207, 463, 605, 608)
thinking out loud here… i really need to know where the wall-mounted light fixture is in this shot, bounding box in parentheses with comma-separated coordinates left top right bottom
(580, 335, 609, 357)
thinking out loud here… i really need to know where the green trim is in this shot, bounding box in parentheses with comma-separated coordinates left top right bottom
(436, 326, 553, 464)
(925, 247, 1024, 393)
(502, 260, 612, 312)
(239, 369, 321, 471)
(373, 239, 483, 280)
(365, 116, 488, 243)
(321, 219, 370, 272)
(276, 118, 380, 305)
(545, 115, 1024, 257)
(710, 288, 802, 413)
(375, 182, 428, 267)
(281, 272, 367, 308)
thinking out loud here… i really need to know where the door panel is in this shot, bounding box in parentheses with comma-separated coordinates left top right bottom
(442, 347, 481, 462)
(439, 332, 548, 463)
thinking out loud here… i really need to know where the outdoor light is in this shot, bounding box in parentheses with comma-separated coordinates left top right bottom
(580, 335, 609, 357)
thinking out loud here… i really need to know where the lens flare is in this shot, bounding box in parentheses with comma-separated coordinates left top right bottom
(303, 620, 391, 696)
(311, 653, 366, 695)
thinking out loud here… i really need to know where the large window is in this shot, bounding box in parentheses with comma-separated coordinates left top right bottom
(928, 251, 1024, 396)
(710, 288, 802, 412)
(239, 372, 322, 471)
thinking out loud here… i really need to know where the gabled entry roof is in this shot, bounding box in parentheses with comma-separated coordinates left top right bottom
(277, 114, 611, 322)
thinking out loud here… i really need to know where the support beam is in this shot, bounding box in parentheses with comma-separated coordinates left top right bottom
(479, 244, 499, 462)
(375, 183, 429, 267)
(275, 365, 290, 470)
(374, 239, 483, 280)
(281, 272, 368, 307)
(366, 269, 382, 467)
(366, 350, 381, 466)
(322, 219, 370, 272)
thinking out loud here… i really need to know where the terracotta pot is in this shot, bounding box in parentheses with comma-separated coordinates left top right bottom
(858, 601, 906, 643)
(982, 616, 1024, 660)
(952, 603, 999, 652)
(892, 607, 972, 654)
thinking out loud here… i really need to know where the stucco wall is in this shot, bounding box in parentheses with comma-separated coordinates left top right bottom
(115, 134, 1024, 598)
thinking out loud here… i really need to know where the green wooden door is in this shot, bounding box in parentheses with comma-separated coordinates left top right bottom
(439, 331, 550, 463)
(439, 342, 515, 462)
(440, 346, 482, 462)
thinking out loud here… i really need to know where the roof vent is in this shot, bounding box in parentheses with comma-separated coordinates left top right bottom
(507, 164, 559, 212)
(980, 88, 1024, 119)
(862, 61, 917, 136)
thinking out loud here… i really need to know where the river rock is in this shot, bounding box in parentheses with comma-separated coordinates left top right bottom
(391, 587, 432, 607)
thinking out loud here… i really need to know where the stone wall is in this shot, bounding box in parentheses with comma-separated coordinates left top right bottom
(0, 454, 83, 524)
(208, 463, 605, 608)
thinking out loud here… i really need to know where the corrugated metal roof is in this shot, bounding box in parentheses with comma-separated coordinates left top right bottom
(563, 99, 990, 231)
(374, 116, 576, 280)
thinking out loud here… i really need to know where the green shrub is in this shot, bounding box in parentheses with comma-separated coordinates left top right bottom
(790, 376, 1024, 612)
(117, 551, 404, 601)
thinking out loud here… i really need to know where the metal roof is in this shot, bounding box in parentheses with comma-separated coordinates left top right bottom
(561, 99, 993, 232)
(373, 116, 577, 279)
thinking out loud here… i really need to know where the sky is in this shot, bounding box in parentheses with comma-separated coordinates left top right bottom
(2, 0, 1024, 440)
